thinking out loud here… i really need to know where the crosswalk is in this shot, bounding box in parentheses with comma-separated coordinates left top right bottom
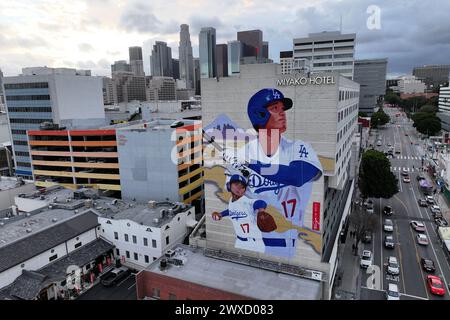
(392, 156, 421, 160)
(390, 166, 422, 172)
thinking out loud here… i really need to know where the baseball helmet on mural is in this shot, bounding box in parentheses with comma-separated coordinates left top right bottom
(247, 88, 293, 129)
(226, 174, 248, 192)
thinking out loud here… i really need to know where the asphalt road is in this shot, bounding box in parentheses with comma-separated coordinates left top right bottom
(358, 108, 450, 300)
(77, 273, 137, 300)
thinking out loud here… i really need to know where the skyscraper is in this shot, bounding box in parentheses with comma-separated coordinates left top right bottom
(216, 44, 228, 78)
(237, 30, 263, 58)
(293, 31, 356, 79)
(179, 24, 194, 89)
(227, 40, 241, 76)
(150, 41, 173, 77)
(0, 69, 5, 112)
(199, 27, 216, 79)
(129, 46, 145, 76)
(172, 59, 180, 79)
(262, 41, 269, 59)
(111, 60, 131, 74)
(193, 58, 200, 95)
(413, 65, 450, 90)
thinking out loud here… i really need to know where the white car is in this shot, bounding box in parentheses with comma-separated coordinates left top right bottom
(386, 283, 400, 300)
(387, 256, 400, 275)
(411, 220, 426, 232)
(430, 205, 441, 214)
(417, 234, 429, 246)
(384, 219, 394, 232)
(360, 250, 373, 269)
(401, 168, 408, 176)
(426, 196, 435, 205)
(364, 199, 374, 214)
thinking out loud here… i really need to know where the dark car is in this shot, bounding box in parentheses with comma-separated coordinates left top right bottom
(100, 267, 130, 287)
(416, 174, 426, 182)
(421, 258, 436, 273)
(418, 199, 428, 207)
(362, 230, 373, 243)
(383, 206, 393, 216)
(435, 217, 449, 227)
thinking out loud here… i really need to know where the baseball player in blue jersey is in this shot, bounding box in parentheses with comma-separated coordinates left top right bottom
(224, 88, 323, 258)
(211, 174, 276, 253)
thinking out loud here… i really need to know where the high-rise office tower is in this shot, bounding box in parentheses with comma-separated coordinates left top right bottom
(237, 30, 263, 58)
(293, 31, 356, 79)
(3, 67, 105, 179)
(227, 40, 241, 76)
(179, 24, 195, 89)
(172, 59, 180, 79)
(150, 41, 173, 77)
(262, 41, 269, 59)
(193, 58, 201, 95)
(129, 46, 145, 76)
(199, 27, 216, 78)
(0, 69, 5, 112)
(111, 60, 131, 75)
(413, 65, 450, 90)
(215, 44, 228, 78)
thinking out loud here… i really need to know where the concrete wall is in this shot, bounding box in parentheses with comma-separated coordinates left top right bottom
(0, 182, 36, 211)
(0, 113, 10, 144)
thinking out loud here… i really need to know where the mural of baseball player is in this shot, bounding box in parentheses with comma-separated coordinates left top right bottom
(224, 88, 323, 258)
(211, 174, 277, 253)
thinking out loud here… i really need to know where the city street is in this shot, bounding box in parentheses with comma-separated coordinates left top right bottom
(77, 273, 137, 300)
(358, 108, 450, 300)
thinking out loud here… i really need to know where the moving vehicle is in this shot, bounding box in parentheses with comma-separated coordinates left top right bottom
(387, 256, 400, 275)
(383, 206, 393, 216)
(386, 283, 400, 300)
(417, 234, 429, 246)
(430, 205, 441, 215)
(416, 174, 426, 182)
(427, 275, 445, 296)
(418, 198, 428, 207)
(360, 250, 373, 269)
(426, 195, 435, 205)
(435, 217, 448, 227)
(362, 230, 373, 243)
(403, 175, 411, 183)
(421, 258, 436, 273)
(377, 140, 382, 146)
(401, 168, 409, 176)
(100, 267, 130, 287)
(384, 219, 394, 232)
(365, 199, 374, 214)
(385, 235, 395, 249)
(411, 221, 426, 232)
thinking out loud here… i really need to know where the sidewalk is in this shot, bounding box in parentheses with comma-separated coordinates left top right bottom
(332, 227, 361, 300)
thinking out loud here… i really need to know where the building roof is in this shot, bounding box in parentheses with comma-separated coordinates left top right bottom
(146, 244, 321, 300)
(0, 177, 32, 191)
(0, 211, 99, 273)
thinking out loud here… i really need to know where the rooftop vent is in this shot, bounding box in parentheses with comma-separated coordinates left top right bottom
(111, 199, 118, 205)
(25, 213, 31, 217)
(160, 259, 168, 270)
(52, 218, 58, 223)
(165, 249, 175, 258)
(0, 222, 4, 227)
(48, 205, 53, 209)
(26, 228, 32, 233)
(74, 210, 78, 214)
(148, 200, 156, 209)
(153, 218, 159, 224)
(66, 197, 72, 203)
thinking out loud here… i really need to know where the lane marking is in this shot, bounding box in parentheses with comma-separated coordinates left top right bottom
(361, 286, 428, 300)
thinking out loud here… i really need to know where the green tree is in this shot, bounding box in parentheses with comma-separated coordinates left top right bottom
(419, 104, 438, 114)
(415, 116, 441, 136)
(358, 150, 399, 199)
(370, 108, 390, 128)
(385, 92, 400, 106)
(358, 111, 368, 117)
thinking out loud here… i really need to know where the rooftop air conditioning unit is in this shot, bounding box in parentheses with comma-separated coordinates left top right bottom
(48, 205, 53, 209)
(148, 201, 156, 209)
(153, 218, 159, 224)
(160, 259, 168, 270)
(165, 249, 175, 258)
(52, 218, 58, 223)
(26, 228, 32, 233)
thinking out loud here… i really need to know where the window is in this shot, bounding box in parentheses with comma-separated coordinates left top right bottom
(126, 251, 130, 259)
(4, 82, 48, 89)
(12, 130, 27, 135)
(114, 232, 118, 240)
(152, 288, 160, 298)
(166, 236, 170, 245)
(168, 293, 177, 300)
(153, 257, 157, 261)
(143, 238, 148, 246)
(74, 242, 82, 249)
(116, 248, 120, 256)
(132, 235, 137, 244)
(16, 162, 31, 167)
(124, 234, 129, 242)
(6, 94, 50, 101)
(145, 255, 149, 263)
(134, 252, 138, 261)
(49, 254, 58, 262)
(152, 239, 157, 248)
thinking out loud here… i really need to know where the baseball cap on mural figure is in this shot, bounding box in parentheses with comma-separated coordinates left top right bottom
(247, 88, 293, 130)
(226, 174, 248, 192)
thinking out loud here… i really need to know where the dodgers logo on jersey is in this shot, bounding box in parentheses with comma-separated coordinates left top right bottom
(247, 173, 287, 195)
(229, 211, 248, 220)
(298, 144, 309, 158)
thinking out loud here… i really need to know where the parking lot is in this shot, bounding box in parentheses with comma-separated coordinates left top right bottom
(77, 272, 137, 300)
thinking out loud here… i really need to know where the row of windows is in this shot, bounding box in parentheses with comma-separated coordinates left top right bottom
(15, 151, 30, 157)
(4, 82, 49, 89)
(8, 107, 52, 113)
(337, 103, 358, 123)
(6, 95, 51, 101)
(339, 90, 358, 101)
(13, 140, 28, 145)
(12, 129, 27, 135)
(17, 162, 31, 167)
(113, 232, 170, 247)
(151, 288, 177, 300)
(117, 249, 157, 264)
(10, 118, 52, 124)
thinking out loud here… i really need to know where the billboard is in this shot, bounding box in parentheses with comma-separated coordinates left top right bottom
(203, 86, 326, 261)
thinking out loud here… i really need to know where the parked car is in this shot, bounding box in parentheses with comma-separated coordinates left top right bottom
(360, 250, 373, 269)
(386, 283, 400, 300)
(430, 205, 441, 215)
(418, 198, 428, 207)
(426, 196, 435, 205)
(384, 219, 394, 232)
(417, 234, 429, 246)
(100, 267, 130, 287)
(362, 230, 373, 243)
(421, 258, 436, 273)
(427, 275, 445, 296)
(383, 206, 393, 216)
(403, 175, 411, 183)
(377, 140, 382, 146)
(411, 220, 426, 232)
(365, 199, 374, 214)
(416, 174, 426, 181)
(387, 256, 400, 275)
(384, 235, 395, 249)
(435, 217, 449, 227)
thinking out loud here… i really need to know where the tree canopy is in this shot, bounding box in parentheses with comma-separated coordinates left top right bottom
(370, 108, 390, 128)
(419, 104, 438, 114)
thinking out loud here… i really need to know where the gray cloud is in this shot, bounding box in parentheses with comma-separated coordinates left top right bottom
(119, 2, 162, 33)
(188, 15, 224, 35)
(78, 43, 94, 52)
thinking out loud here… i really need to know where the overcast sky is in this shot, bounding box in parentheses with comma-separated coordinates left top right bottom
(1, 0, 449, 78)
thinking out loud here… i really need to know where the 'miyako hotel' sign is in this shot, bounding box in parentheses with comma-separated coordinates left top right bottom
(277, 76, 335, 86)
